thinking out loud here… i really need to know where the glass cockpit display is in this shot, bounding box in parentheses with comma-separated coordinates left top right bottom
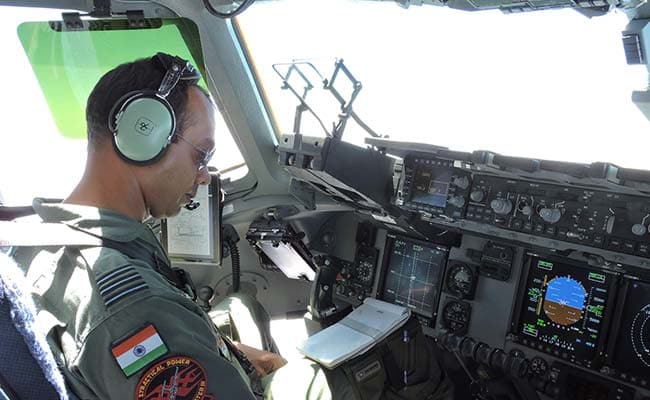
(517, 256, 615, 365)
(382, 235, 448, 318)
(612, 280, 650, 383)
(410, 164, 452, 208)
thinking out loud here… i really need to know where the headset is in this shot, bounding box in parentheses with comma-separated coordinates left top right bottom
(108, 53, 201, 164)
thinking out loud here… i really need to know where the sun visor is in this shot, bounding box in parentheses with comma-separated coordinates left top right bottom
(17, 17, 206, 139)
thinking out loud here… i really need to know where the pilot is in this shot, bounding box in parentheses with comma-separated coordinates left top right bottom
(14, 53, 340, 399)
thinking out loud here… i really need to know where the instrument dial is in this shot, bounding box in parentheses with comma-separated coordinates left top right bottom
(355, 259, 375, 286)
(445, 263, 478, 299)
(529, 356, 548, 377)
(442, 300, 472, 335)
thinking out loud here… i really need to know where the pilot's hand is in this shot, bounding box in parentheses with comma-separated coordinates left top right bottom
(234, 342, 288, 377)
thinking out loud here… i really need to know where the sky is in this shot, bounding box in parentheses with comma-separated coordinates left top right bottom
(0, 1, 648, 205)
(240, 0, 649, 167)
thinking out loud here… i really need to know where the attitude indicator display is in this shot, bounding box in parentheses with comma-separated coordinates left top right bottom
(517, 256, 615, 366)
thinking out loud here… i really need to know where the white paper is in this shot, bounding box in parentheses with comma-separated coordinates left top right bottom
(166, 184, 212, 258)
(298, 298, 410, 368)
(298, 323, 373, 367)
(343, 298, 409, 339)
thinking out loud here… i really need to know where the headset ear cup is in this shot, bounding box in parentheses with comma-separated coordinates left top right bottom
(112, 92, 176, 163)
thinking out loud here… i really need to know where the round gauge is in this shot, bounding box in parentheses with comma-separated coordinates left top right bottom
(446, 263, 478, 299)
(355, 260, 375, 286)
(529, 356, 548, 377)
(442, 300, 472, 335)
(509, 349, 526, 360)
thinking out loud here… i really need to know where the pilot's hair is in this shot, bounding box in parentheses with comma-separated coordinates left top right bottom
(85, 54, 209, 147)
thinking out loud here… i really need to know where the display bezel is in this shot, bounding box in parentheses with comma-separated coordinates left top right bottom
(551, 361, 636, 400)
(409, 162, 452, 208)
(379, 232, 449, 320)
(403, 156, 454, 213)
(607, 275, 650, 387)
(510, 252, 619, 368)
(161, 175, 222, 264)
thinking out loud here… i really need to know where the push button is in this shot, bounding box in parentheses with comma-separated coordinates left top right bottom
(608, 237, 623, 250)
(592, 234, 604, 246)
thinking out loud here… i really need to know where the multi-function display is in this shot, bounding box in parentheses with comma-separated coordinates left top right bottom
(517, 256, 615, 366)
(410, 165, 452, 208)
(382, 235, 448, 318)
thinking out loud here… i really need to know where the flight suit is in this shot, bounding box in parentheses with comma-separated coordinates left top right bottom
(15, 199, 448, 400)
(16, 199, 258, 399)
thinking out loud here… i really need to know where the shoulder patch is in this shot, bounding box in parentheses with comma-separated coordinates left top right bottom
(97, 264, 149, 307)
(135, 355, 214, 400)
(111, 324, 168, 377)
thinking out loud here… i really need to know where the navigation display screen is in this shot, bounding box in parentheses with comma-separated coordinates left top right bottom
(517, 256, 615, 365)
(382, 235, 448, 318)
(612, 279, 650, 381)
(410, 164, 452, 208)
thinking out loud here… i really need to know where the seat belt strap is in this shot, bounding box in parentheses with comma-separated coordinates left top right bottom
(0, 221, 196, 299)
(0, 221, 103, 247)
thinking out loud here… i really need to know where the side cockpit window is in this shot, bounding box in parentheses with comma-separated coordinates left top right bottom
(0, 7, 247, 206)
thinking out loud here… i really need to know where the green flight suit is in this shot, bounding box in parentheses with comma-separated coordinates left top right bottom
(16, 200, 258, 399)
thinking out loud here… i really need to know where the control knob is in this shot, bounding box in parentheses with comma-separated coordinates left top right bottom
(470, 190, 485, 203)
(452, 176, 470, 189)
(632, 223, 647, 236)
(448, 195, 466, 208)
(606, 216, 616, 235)
(539, 207, 562, 224)
(490, 199, 513, 215)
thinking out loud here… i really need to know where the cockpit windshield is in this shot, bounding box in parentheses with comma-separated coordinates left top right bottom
(238, 0, 649, 170)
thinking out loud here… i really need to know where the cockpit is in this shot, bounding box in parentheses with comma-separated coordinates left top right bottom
(1, 1, 650, 399)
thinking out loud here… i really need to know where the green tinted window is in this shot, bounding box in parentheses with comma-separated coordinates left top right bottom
(18, 19, 205, 139)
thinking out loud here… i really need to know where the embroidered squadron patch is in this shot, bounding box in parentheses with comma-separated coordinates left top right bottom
(111, 324, 168, 377)
(135, 356, 214, 400)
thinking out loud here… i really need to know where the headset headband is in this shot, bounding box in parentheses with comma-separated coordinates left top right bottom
(155, 53, 201, 98)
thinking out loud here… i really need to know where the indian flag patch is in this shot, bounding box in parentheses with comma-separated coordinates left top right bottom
(111, 324, 168, 377)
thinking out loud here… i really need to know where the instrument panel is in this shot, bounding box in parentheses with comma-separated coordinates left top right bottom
(329, 226, 650, 398)
(466, 174, 650, 258)
(395, 154, 650, 260)
(325, 151, 650, 399)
